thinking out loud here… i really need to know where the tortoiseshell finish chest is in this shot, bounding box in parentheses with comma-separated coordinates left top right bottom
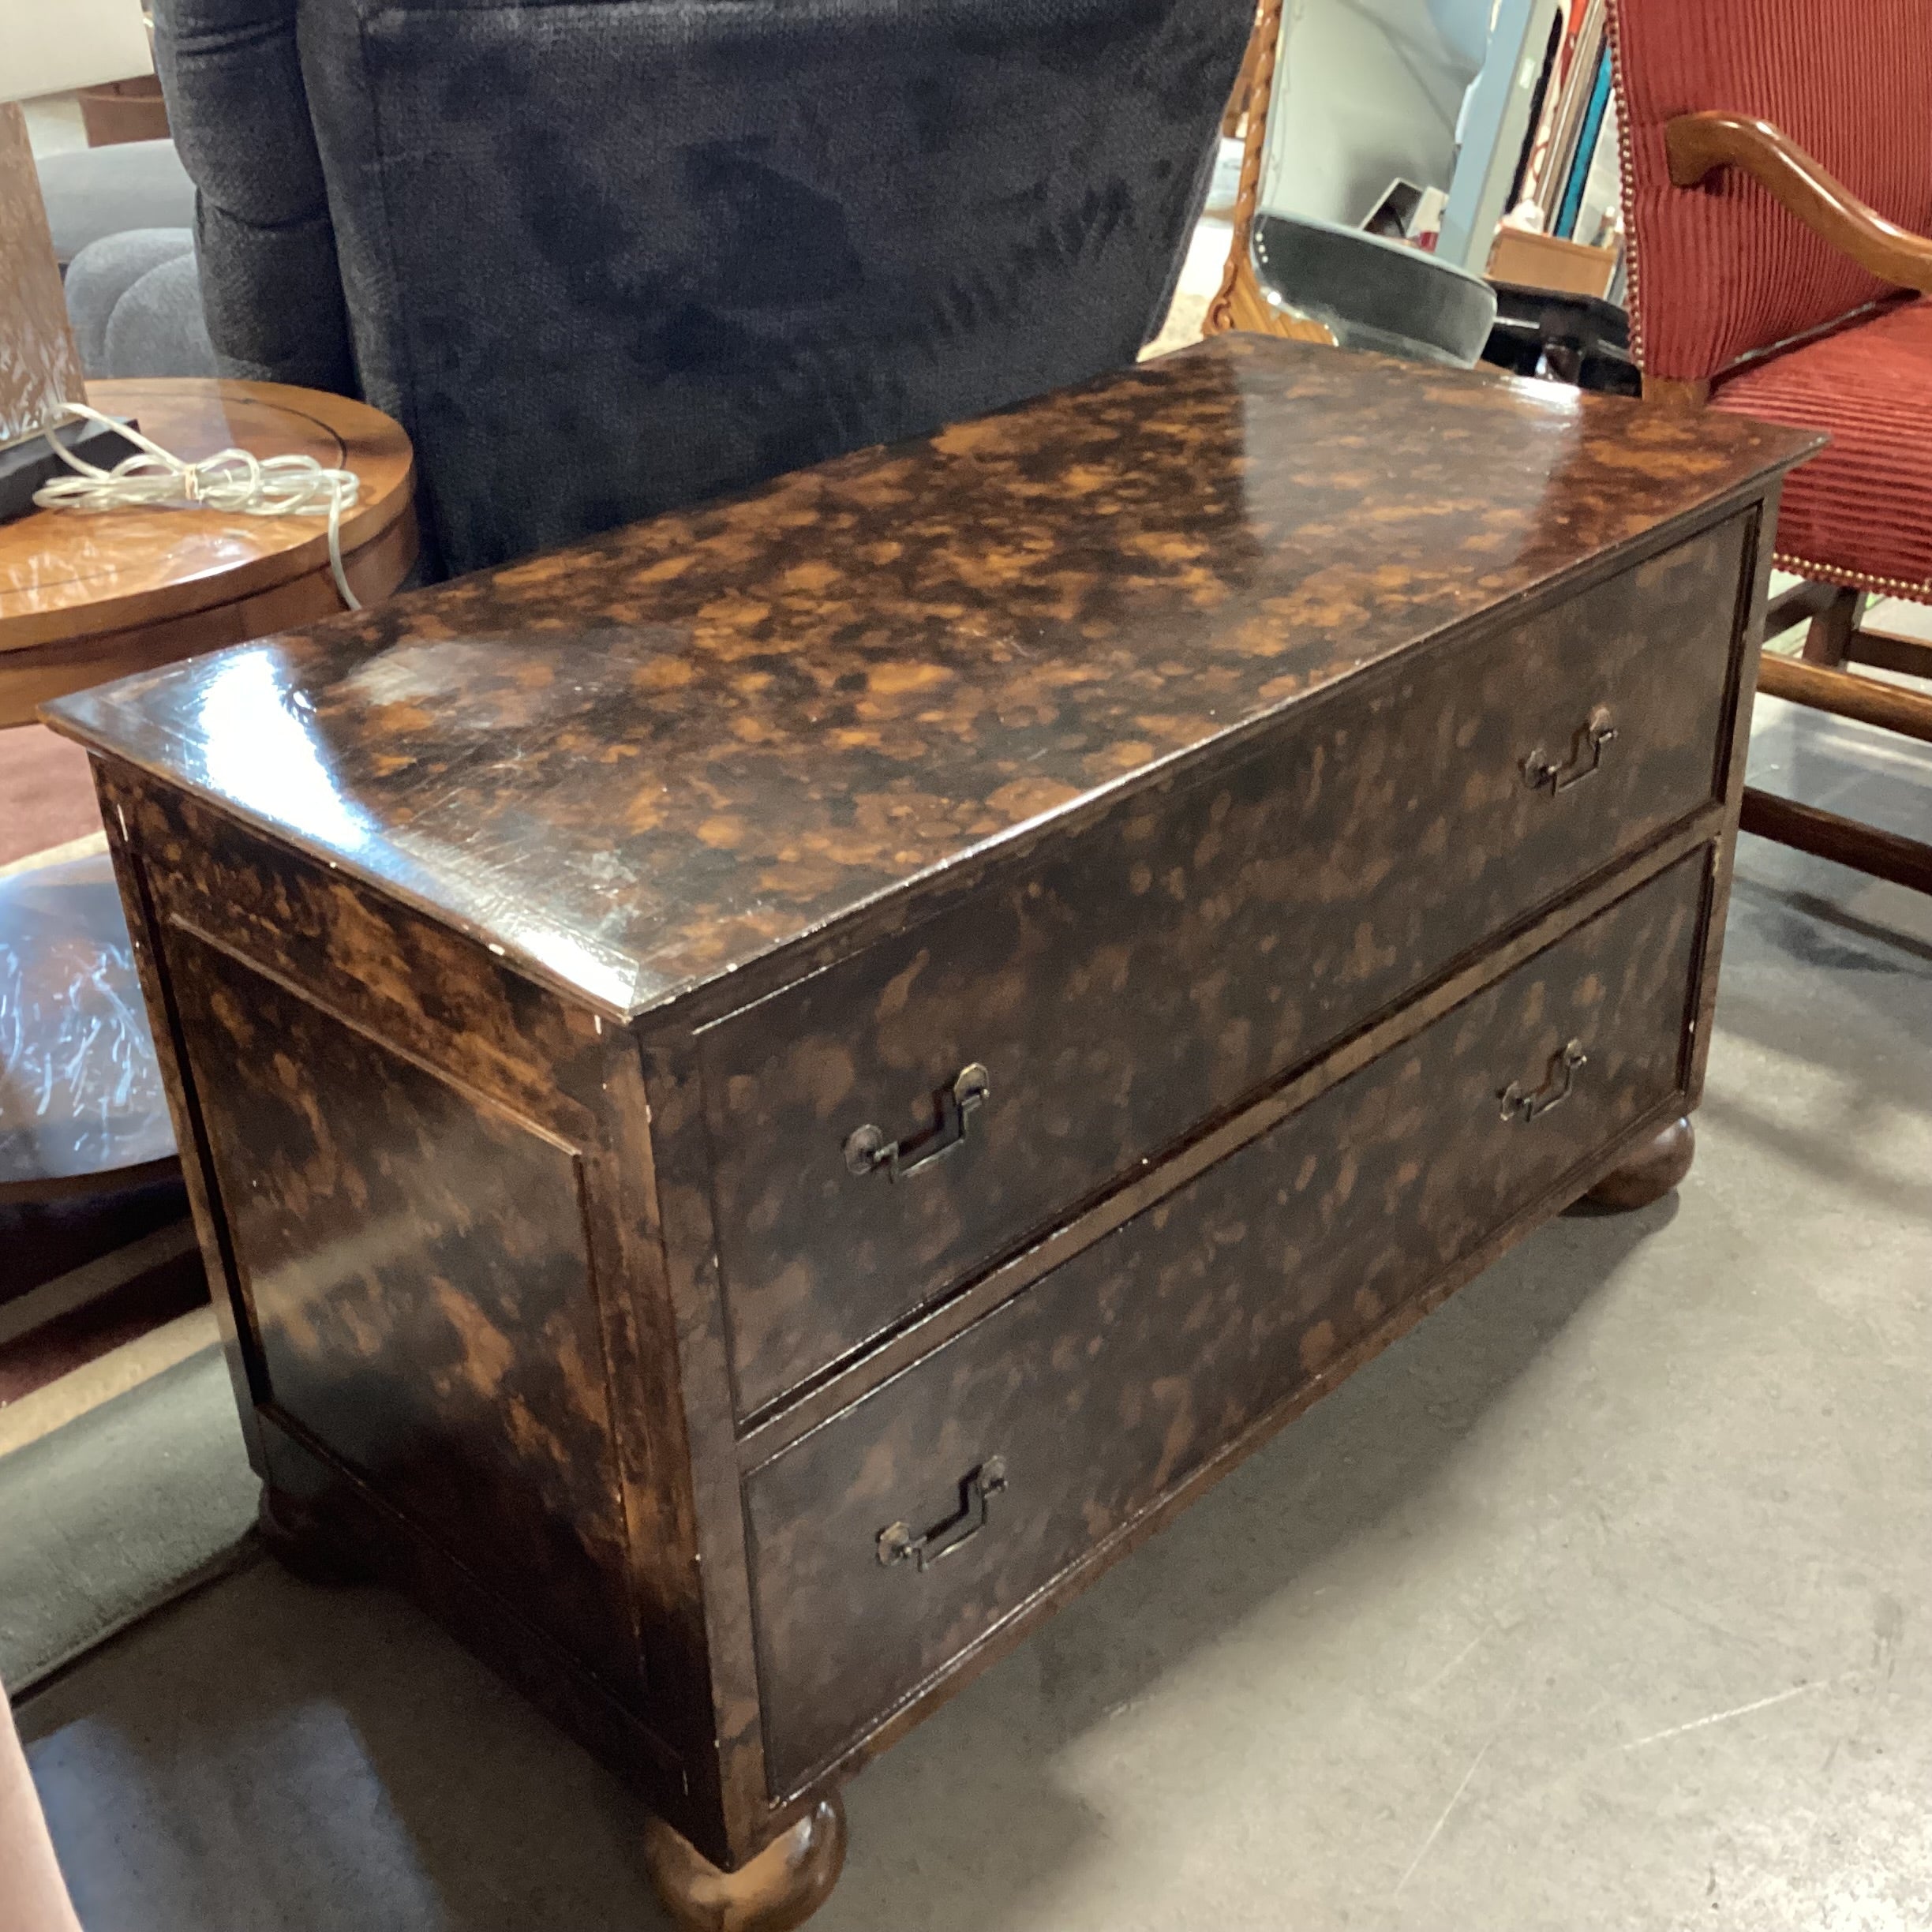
(47, 337, 1817, 1899)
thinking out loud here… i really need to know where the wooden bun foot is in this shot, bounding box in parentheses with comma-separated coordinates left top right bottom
(1585, 1115, 1695, 1211)
(255, 1487, 374, 1586)
(644, 1796, 846, 1932)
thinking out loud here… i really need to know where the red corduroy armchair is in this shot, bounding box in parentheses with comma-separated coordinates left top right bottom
(1612, 0, 1932, 893)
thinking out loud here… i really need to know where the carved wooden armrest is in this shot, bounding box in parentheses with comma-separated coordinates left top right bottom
(1666, 110, 1932, 294)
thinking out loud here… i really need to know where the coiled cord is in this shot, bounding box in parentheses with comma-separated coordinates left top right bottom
(35, 402, 365, 610)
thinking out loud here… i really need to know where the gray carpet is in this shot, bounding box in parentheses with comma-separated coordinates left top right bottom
(0, 1346, 257, 1690)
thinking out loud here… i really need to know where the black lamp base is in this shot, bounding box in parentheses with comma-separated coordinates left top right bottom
(0, 415, 141, 522)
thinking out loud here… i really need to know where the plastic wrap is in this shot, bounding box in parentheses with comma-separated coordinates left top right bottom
(0, 852, 175, 1197)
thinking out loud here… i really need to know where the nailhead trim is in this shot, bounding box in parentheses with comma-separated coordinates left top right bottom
(1775, 552, 1932, 602)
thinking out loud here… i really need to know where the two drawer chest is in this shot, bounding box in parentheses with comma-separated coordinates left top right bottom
(47, 335, 1817, 1926)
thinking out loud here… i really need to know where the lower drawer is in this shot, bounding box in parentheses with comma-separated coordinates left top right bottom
(742, 850, 1709, 1794)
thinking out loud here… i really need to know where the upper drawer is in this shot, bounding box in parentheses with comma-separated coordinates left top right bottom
(702, 515, 1749, 1416)
(743, 850, 1710, 1795)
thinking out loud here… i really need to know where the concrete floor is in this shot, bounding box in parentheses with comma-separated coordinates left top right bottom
(18, 687, 1932, 1931)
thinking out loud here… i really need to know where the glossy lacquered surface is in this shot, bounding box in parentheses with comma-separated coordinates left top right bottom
(744, 852, 1708, 1792)
(47, 336, 1817, 1018)
(66, 330, 1809, 1905)
(164, 923, 640, 1693)
(704, 517, 1748, 1416)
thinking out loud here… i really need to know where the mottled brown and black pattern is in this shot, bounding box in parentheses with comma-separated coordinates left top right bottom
(703, 517, 1747, 1415)
(50, 335, 1808, 1893)
(743, 850, 1707, 1794)
(46, 336, 1818, 1017)
(164, 927, 643, 1698)
(107, 773, 614, 1135)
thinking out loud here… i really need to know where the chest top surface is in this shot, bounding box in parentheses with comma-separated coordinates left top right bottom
(46, 335, 1816, 1019)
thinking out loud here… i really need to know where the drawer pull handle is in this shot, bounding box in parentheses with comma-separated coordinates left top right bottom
(844, 1063, 990, 1183)
(878, 1457, 1008, 1571)
(1499, 1039, 1588, 1123)
(1523, 708, 1618, 795)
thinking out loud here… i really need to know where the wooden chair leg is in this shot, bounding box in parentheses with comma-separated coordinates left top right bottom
(1740, 788, 1932, 894)
(1756, 653, 1932, 744)
(1844, 621, 1932, 681)
(1763, 578, 1852, 651)
(1800, 585, 1863, 665)
(1764, 584, 1932, 683)
(1746, 653, 1932, 893)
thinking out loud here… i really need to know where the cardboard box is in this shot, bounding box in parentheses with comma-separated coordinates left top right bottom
(1488, 227, 1619, 300)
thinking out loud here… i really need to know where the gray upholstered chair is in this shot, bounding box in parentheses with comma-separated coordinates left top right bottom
(35, 137, 217, 380)
(150, 0, 1250, 578)
(34, 138, 194, 267)
(64, 229, 215, 377)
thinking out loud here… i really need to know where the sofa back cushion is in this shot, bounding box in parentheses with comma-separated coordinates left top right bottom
(290, 0, 1249, 575)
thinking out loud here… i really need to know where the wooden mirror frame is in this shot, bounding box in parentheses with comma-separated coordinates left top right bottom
(1204, 0, 1337, 344)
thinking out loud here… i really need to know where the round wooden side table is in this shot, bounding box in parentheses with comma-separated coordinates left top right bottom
(0, 376, 414, 1207)
(0, 376, 416, 728)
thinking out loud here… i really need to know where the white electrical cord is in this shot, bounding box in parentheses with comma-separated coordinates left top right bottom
(35, 401, 365, 610)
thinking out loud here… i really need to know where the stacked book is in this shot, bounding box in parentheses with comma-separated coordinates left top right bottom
(1493, 0, 1627, 302)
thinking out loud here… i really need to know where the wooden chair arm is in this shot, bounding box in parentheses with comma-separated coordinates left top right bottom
(1666, 110, 1932, 294)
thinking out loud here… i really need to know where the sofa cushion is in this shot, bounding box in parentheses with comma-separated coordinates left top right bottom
(33, 140, 195, 268)
(65, 230, 216, 380)
(1714, 295, 1932, 598)
(153, 0, 358, 401)
(287, 0, 1249, 577)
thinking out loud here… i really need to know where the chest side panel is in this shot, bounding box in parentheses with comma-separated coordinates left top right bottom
(113, 775, 665, 1717)
(167, 928, 640, 1691)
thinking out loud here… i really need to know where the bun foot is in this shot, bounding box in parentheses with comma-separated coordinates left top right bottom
(644, 1796, 846, 1932)
(1586, 1115, 1695, 1211)
(256, 1488, 374, 1586)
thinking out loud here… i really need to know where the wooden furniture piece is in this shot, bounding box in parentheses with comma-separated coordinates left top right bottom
(2, 378, 412, 1219)
(1612, 0, 1932, 894)
(1, 377, 416, 728)
(1482, 280, 1640, 395)
(1487, 226, 1619, 301)
(47, 335, 1815, 1928)
(1205, 0, 1334, 345)
(77, 76, 170, 148)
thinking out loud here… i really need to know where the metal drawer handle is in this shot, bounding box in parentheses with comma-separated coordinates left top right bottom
(1523, 707, 1618, 794)
(844, 1063, 990, 1184)
(1499, 1039, 1588, 1123)
(878, 1457, 1008, 1571)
